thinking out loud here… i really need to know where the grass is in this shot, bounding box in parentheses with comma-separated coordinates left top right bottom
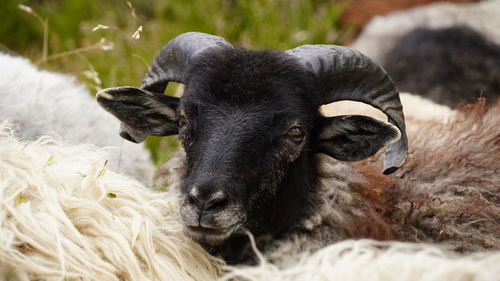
(1, 0, 351, 165)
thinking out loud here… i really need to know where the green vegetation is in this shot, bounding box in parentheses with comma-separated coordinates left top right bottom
(1, 0, 350, 165)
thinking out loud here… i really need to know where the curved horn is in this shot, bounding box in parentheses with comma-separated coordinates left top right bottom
(286, 45, 407, 174)
(141, 32, 234, 93)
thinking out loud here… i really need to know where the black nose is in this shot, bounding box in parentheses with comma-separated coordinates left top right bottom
(189, 188, 228, 211)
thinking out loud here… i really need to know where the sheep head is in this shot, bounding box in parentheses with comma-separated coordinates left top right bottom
(97, 32, 407, 248)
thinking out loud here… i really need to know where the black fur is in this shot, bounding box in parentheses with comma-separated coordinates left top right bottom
(178, 49, 319, 262)
(177, 48, 398, 263)
(382, 26, 500, 107)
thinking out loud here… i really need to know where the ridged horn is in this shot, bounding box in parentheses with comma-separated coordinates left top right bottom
(141, 32, 234, 93)
(286, 45, 408, 174)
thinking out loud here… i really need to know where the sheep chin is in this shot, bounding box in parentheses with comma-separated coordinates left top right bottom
(183, 224, 240, 246)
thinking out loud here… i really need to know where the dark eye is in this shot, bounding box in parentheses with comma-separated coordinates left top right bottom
(287, 127, 305, 143)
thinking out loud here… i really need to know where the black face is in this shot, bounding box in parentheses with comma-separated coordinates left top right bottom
(96, 48, 401, 248)
(177, 49, 319, 244)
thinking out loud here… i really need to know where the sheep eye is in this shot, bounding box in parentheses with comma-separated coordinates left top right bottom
(287, 127, 305, 143)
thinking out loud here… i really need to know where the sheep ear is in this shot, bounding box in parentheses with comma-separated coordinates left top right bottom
(314, 115, 401, 161)
(96, 87, 179, 141)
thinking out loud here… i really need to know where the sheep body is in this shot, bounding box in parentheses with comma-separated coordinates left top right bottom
(352, 0, 500, 63)
(350, 0, 500, 107)
(0, 53, 154, 183)
(380, 26, 500, 107)
(158, 99, 500, 266)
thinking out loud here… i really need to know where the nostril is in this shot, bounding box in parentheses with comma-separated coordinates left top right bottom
(205, 191, 228, 211)
(188, 187, 203, 206)
(187, 187, 228, 211)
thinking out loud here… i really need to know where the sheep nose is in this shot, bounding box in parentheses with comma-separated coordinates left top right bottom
(189, 188, 228, 211)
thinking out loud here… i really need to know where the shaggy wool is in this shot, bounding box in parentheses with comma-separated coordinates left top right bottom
(223, 239, 500, 281)
(0, 122, 224, 281)
(1, 121, 499, 280)
(386, 99, 500, 251)
(0, 53, 154, 184)
(313, 99, 500, 255)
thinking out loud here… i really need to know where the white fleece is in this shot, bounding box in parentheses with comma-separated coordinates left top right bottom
(0, 53, 154, 184)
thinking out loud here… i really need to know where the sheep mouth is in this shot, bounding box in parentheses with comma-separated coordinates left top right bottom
(184, 224, 240, 245)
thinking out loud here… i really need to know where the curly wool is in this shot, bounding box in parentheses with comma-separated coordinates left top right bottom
(0, 123, 225, 281)
(298, 99, 500, 257)
(387, 99, 500, 250)
(307, 99, 500, 255)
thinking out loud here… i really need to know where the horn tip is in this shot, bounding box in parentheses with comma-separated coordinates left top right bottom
(382, 166, 399, 175)
(382, 152, 407, 174)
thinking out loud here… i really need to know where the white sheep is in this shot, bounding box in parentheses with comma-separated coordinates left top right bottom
(0, 52, 154, 184)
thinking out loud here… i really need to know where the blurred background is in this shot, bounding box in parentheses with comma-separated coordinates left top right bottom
(1, 0, 352, 165)
(0, 0, 490, 165)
